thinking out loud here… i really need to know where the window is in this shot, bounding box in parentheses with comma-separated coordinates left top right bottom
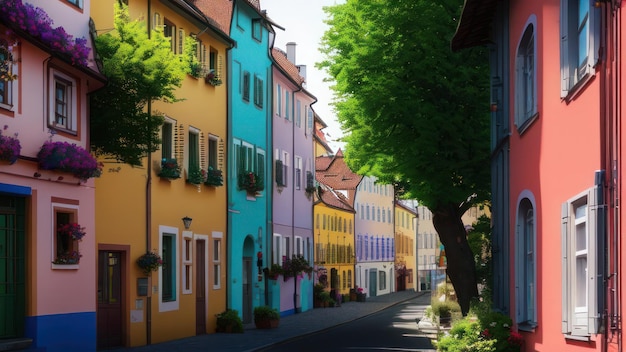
(0, 46, 14, 108)
(285, 91, 290, 120)
(208, 135, 219, 170)
(178, 28, 185, 55)
(153, 13, 162, 30)
(562, 183, 604, 337)
(560, 0, 600, 97)
(161, 119, 174, 159)
(254, 75, 264, 108)
(276, 84, 282, 116)
(49, 69, 78, 133)
(182, 232, 192, 294)
(516, 197, 536, 328)
(213, 233, 222, 289)
(284, 237, 291, 261)
(159, 225, 179, 312)
(163, 19, 176, 53)
(295, 156, 302, 190)
(295, 236, 303, 256)
(252, 19, 262, 41)
(306, 106, 314, 133)
(296, 100, 302, 127)
(188, 128, 200, 171)
(243, 72, 250, 102)
(515, 20, 537, 131)
(66, 0, 83, 8)
(52, 203, 80, 266)
(379, 271, 386, 290)
(197, 40, 207, 71)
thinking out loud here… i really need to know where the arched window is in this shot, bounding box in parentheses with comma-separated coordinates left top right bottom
(515, 19, 537, 132)
(516, 195, 536, 328)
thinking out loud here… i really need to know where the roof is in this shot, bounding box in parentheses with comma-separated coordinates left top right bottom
(192, 0, 233, 35)
(315, 150, 362, 191)
(317, 187, 356, 213)
(271, 47, 305, 86)
(450, 0, 498, 51)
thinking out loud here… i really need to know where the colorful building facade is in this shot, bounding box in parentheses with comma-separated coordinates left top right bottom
(453, 0, 620, 350)
(269, 44, 316, 315)
(394, 200, 417, 292)
(91, 0, 231, 347)
(0, 0, 105, 350)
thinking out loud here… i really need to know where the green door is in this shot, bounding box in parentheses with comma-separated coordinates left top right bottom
(0, 195, 26, 339)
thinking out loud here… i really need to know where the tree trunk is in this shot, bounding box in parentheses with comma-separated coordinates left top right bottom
(432, 203, 479, 316)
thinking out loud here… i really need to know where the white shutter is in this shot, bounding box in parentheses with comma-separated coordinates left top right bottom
(588, 1, 601, 70)
(559, 0, 569, 97)
(561, 201, 570, 334)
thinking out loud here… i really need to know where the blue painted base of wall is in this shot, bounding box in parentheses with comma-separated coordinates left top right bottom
(25, 312, 96, 352)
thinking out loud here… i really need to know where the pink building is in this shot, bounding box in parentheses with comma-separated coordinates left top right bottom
(0, 0, 105, 350)
(453, 0, 624, 351)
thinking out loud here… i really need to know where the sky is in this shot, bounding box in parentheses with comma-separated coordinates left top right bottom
(261, 0, 346, 152)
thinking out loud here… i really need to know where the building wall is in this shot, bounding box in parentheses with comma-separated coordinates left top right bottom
(507, 1, 602, 350)
(227, 1, 272, 323)
(394, 202, 417, 291)
(91, 0, 229, 346)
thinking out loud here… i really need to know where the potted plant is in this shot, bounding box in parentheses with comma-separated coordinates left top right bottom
(52, 250, 81, 265)
(356, 287, 366, 302)
(215, 309, 243, 333)
(238, 170, 264, 194)
(187, 166, 206, 185)
(158, 158, 181, 179)
(37, 141, 102, 181)
(431, 299, 460, 327)
(305, 171, 316, 195)
(136, 251, 163, 276)
(265, 263, 284, 280)
(204, 69, 222, 86)
(52, 222, 85, 265)
(0, 125, 20, 164)
(314, 283, 325, 308)
(253, 306, 280, 329)
(204, 166, 223, 186)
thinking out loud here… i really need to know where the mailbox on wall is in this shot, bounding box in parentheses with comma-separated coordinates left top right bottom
(137, 278, 148, 296)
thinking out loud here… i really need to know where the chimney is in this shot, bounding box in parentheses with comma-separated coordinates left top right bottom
(298, 64, 307, 83)
(286, 42, 296, 64)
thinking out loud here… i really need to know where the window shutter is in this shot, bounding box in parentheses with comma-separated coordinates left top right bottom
(589, 171, 606, 334)
(561, 201, 570, 334)
(200, 132, 206, 170)
(559, 0, 569, 98)
(275, 159, 284, 186)
(587, 185, 599, 334)
(588, 2, 601, 71)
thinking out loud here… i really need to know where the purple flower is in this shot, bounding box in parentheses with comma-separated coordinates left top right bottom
(0, 126, 21, 163)
(37, 141, 102, 180)
(0, 0, 90, 67)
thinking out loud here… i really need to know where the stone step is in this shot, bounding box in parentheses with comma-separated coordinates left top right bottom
(0, 338, 33, 352)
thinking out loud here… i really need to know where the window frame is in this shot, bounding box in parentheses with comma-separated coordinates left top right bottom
(65, 0, 83, 9)
(560, 0, 601, 98)
(182, 231, 193, 295)
(49, 68, 78, 134)
(188, 127, 200, 172)
(159, 226, 179, 312)
(163, 18, 176, 53)
(242, 71, 250, 102)
(0, 45, 15, 110)
(254, 75, 264, 108)
(561, 182, 604, 338)
(515, 18, 538, 133)
(51, 202, 80, 269)
(212, 232, 223, 289)
(252, 19, 262, 42)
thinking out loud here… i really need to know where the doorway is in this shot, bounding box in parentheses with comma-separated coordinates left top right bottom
(0, 196, 25, 339)
(369, 269, 377, 297)
(195, 240, 206, 335)
(97, 250, 124, 349)
(242, 257, 252, 323)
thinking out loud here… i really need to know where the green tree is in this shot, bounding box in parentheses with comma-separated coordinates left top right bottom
(90, 2, 187, 166)
(319, 0, 490, 315)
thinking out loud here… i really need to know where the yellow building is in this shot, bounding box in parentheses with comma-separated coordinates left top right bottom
(394, 200, 417, 291)
(91, 1, 232, 348)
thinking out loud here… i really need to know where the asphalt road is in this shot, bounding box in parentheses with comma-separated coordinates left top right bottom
(257, 295, 436, 352)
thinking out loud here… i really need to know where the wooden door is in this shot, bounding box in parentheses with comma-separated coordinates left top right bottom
(195, 240, 206, 335)
(369, 269, 377, 297)
(0, 196, 25, 339)
(97, 251, 123, 349)
(242, 257, 252, 323)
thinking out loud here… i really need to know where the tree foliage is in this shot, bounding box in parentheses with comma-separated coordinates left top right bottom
(90, 2, 187, 166)
(319, 0, 490, 314)
(319, 0, 489, 210)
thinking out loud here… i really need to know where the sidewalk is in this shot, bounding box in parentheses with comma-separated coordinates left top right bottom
(115, 290, 432, 352)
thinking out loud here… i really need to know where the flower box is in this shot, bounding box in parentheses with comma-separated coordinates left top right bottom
(158, 158, 181, 179)
(0, 125, 21, 164)
(187, 166, 206, 185)
(204, 167, 223, 187)
(204, 69, 222, 86)
(238, 171, 264, 194)
(37, 141, 102, 181)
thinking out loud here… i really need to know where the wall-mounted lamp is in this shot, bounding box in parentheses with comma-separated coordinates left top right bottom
(257, 226, 263, 249)
(182, 216, 193, 230)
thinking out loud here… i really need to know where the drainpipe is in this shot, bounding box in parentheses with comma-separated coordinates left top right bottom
(146, 0, 152, 346)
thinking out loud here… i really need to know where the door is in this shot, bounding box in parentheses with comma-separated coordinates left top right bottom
(242, 257, 252, 323)
(0, 196, 25, 339)
(97, 251, 123, 349)
(195, 240, 206, 335)
(369, 269, 377, 297)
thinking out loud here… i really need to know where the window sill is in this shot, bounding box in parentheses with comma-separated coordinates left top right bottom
(52, 264, 79, 270)
(516, 112, 539, 135)
(564, 334, 591, 342)
(517, 322, 536, 332)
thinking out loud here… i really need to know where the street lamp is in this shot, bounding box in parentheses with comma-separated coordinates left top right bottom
(182, 216, 192, 230)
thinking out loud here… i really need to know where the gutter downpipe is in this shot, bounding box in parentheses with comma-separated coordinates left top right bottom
(146, 0, 153, 345)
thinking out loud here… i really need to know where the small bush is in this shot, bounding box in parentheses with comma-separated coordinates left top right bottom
(254, 306, 279, 321)
(215, 309, 243, 333)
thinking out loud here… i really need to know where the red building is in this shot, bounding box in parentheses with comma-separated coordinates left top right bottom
(453, 0, 623, 351)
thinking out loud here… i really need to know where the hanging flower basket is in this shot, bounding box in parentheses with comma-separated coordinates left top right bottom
(37, 141, 102, 181)
(58, 222, 86, 241)
(0, 125, 21, 164)
(158, 158, 181, 179)
(137, 251, 163, 275)
(187, 166, 206, 185)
